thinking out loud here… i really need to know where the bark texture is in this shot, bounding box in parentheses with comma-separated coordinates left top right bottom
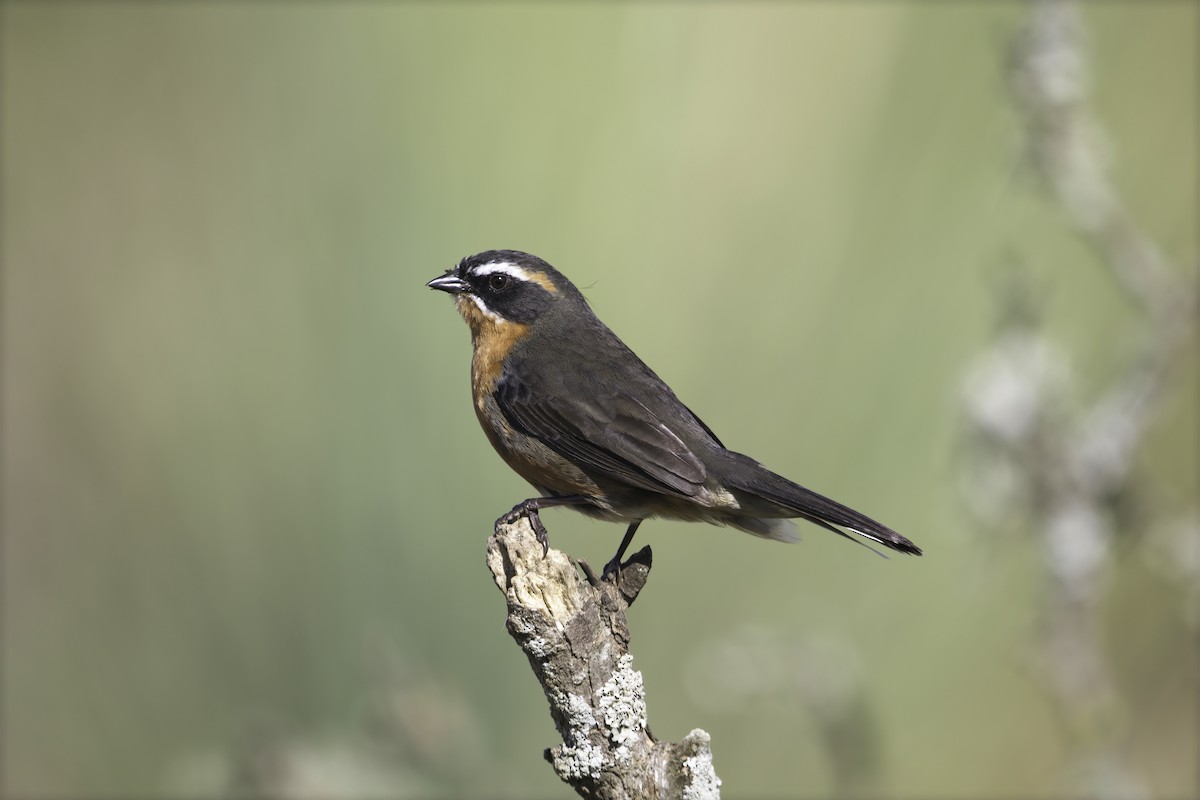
(485, 519, 721, 800)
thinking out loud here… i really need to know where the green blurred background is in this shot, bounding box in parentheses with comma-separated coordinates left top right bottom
(2, 3, 1196, 798)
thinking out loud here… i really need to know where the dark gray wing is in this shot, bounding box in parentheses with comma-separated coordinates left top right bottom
(494, 368, 710, 498)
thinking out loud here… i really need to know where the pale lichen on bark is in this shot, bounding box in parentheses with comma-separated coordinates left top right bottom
(486, 518, 721, 800)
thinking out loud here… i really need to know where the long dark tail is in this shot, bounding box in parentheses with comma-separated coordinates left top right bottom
(724, 457, 922, 556)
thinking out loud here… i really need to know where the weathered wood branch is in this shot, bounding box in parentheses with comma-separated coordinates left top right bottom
(485, 518, 721, 800)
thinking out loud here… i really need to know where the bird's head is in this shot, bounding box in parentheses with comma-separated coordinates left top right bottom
(427, 250, 583, 337)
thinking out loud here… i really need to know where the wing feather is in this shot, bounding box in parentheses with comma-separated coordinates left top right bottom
(495, 370, 707, 498)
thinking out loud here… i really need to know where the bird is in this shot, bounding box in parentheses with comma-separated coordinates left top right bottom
(427, 250, 921, 576)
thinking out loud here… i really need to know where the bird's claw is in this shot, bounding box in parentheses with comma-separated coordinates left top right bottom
(532, 514, 550, 556)
(601, 555, 623, 583)
(496, 500, 550, 556)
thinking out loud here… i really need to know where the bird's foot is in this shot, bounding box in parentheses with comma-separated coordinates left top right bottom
(598, 546, 654, 606)
(600, 521, 642, 583)
(496, 500, 550, 556)
(601, 554, 623, 583)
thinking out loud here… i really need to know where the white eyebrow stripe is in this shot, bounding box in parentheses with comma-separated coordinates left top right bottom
(470, 262, 533, 282)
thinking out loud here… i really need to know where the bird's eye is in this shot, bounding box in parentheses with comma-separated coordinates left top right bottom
(488, 273, 509, 291)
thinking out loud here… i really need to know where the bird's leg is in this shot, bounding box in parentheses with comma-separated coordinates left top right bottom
(602, 520, 642, 580)
(495, 495, 591, 556)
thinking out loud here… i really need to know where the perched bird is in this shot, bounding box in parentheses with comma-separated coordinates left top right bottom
(427, 250, 921, 575)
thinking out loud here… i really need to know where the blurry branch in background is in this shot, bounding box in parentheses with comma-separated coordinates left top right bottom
(959, 1, 1198, 798)
(486, 518, 721, 800)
